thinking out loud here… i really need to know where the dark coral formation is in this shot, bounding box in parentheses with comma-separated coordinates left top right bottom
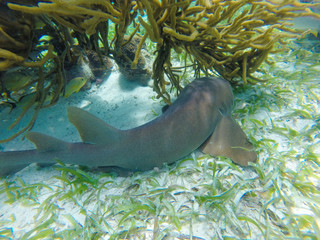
(114, 35, 151, 85)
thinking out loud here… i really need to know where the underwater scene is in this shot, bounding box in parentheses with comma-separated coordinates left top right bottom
(0, 0, 320, 239)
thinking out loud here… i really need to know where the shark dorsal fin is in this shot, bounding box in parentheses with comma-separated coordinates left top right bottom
(200, 116, 257, 166)
(67, 106, 123, 145)
(25, 132, 68, 152)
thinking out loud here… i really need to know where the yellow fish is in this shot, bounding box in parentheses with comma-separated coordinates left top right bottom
(64, 77, 87, 98)
(18, 92, 53, 110)
(2, 72, 33, 92)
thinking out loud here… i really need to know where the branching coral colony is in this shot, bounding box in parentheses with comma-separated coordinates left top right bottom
(0, 0, 319, 142)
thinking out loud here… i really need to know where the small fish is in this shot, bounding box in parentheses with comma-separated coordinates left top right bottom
(64, 77, 87, 98)
(292, 3, 320, 32)
(18, 92, 53, 110)
(2, 72, 33, 92)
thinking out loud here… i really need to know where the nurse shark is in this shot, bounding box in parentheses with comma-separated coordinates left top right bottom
(0, 77, 257, 176)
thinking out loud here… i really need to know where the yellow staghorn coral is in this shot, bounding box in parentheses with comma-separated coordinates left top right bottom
(7, 1, 120, 33)
(0, 48, 21, 61)
(6, 0, 318, 88)
(1, 0, 319, 141)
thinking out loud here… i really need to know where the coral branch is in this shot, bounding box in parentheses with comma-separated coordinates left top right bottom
(1, 0, 319, 141)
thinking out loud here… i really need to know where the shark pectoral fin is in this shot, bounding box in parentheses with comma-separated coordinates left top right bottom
(199, 116, 257, 166)
(67, 106, 123, 145)
(25, 132, 68, 152)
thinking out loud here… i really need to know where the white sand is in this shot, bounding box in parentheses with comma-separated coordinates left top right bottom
(0, 59, 319, 239)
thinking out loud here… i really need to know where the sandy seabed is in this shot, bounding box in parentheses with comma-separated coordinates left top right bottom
(0, 56, 319, 239)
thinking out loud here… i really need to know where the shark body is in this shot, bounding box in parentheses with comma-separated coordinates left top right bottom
(0, 77, 257, 176)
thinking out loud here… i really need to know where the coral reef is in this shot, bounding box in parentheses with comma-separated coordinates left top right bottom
(1, 0, 319, 141)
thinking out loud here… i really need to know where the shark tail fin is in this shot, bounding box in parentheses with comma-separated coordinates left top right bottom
(67, 106, 124, 145)
(25, 132, 68, 152)
(199, 116, 257, 166)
